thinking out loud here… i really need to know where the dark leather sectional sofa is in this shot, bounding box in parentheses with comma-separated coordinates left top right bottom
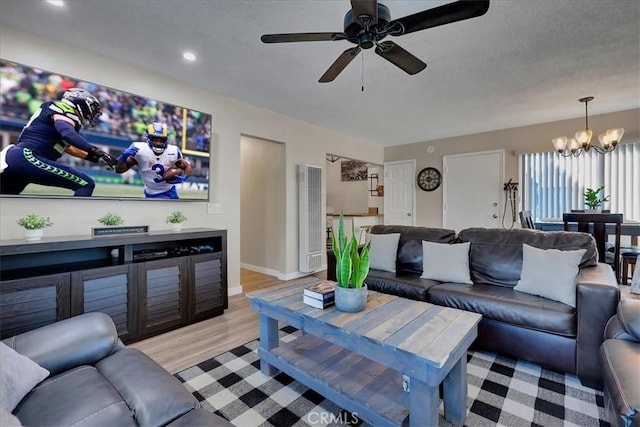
(2, 312, 231, 426)
(328, 225, 620, 386)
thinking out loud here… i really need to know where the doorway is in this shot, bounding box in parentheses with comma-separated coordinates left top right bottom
(240, 135, 286, 277)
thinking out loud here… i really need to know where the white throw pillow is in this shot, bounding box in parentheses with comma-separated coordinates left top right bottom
(0, 342, 49, 412)
(366, 233, 401, 272)
(420, 241, 473, 284)
(0, 406, 22, 427)
(514, 243, 586, 307)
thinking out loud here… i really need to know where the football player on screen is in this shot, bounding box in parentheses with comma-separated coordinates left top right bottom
(0, 88, 118, 196)
(115, 122, 191, 199)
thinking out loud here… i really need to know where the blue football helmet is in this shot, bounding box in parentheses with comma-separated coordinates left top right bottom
(61, 88, 102, 127)
(145, 122, 169, 155)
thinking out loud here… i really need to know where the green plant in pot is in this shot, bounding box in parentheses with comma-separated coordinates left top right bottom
(17, 213, 53, 241)
(584, 186, 609, 211)
(98, 212, 124, 226)
(166, 211, 187, 231)
(331, 213, 370, 312)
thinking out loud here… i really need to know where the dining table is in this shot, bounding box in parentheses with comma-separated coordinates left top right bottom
(535, 218, 640, 244)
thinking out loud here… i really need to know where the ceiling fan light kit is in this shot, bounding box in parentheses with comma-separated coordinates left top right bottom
(261, 0, 490, 83)
(552, 96, 624, 157)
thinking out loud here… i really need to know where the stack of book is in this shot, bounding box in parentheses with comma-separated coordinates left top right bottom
(303, 281, 336, 309)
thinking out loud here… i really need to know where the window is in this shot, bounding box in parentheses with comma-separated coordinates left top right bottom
(521, 142, 639, 221)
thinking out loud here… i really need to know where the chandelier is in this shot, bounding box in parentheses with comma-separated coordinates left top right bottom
(551, 96, 624, 157)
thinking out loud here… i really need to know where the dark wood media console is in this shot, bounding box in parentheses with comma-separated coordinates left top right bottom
(0, 228, 227, 343)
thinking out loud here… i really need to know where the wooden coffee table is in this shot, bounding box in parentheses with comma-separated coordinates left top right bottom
(248, 281, 481, 426)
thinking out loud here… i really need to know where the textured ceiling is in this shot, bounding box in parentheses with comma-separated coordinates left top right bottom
(1, 0, 639, 146)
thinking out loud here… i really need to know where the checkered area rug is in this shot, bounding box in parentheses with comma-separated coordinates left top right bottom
(175, 326, 609, 426)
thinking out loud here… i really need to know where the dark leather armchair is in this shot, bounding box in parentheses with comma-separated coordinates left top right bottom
(2, 312, 231, 426)
(600, 299, 640, 427)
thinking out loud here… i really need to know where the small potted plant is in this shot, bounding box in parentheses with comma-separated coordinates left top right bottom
(17, 213, 53, 241)
(166, 211, 187, 231)
(331, 212, 370, 312)
(97, 212, 125, 226)
(584, 186, 609, 212)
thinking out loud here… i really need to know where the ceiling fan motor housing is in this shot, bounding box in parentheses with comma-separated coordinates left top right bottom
(343, 3, 391, 49)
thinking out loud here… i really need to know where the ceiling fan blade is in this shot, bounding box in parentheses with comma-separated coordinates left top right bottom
(261, 32, 347, 43)
(388, 0, 490, 36)
(375, 41, 426, 75)
(350, 0, 378, 25)
(319, 47, 362, 83)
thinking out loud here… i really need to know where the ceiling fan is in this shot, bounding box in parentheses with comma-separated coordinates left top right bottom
(261, 0, 490, 83)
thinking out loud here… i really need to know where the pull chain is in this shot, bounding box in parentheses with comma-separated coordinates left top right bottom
(361, 51, 365, 92)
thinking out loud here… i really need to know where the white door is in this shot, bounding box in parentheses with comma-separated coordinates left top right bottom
(384, 160, 416, 225)
(443, 150, 504, 231)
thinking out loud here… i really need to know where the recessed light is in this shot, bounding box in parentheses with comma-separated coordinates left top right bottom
(47, 0, 64, 6)
(183, 52, 196, 62)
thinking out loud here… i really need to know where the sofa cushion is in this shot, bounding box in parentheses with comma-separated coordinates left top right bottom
(513, 244, 586, 308)
(370, 225, 457, 274)
(14, 365, 136, 427)
(366, 233, 400, 272)
(420, 241, 472, 284)
(457, 228, 598, 287)
(0, 342, 49, 412)
(428, 282, 576, 336)
(97, 348, 197, 427)
(365, 269, 440, 302)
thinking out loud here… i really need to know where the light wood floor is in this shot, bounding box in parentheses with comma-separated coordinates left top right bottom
(130, 269, 325, 374)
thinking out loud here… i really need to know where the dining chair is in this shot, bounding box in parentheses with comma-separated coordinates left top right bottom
(519, 210, 536, 229)
(563, 212, 623, 283)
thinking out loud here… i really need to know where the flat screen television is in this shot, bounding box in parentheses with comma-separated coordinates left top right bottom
(0, 58, 211, 201)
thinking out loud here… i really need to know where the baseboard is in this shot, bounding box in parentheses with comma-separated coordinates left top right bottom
(278, 269, 326, 281)
(241, 263, 326, 281)
(228, 285, 243, 296)
(240, 263, 281, 278)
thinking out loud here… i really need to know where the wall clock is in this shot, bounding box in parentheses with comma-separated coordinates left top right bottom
(417, 167, 442, 191)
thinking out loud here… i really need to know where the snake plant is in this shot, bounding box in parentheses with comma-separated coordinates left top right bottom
(331, 213, 370, 288)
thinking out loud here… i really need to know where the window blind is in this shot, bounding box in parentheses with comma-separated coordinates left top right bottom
(521, 142, 638, 221)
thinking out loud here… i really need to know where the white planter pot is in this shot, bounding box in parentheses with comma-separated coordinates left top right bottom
(24, 229, 43, 241)
(170, 223, 183, 232)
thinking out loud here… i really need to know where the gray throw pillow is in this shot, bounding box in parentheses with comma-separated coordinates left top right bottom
(0, 342, 49, 412)
(366, 233, 401, 272)
(420, 241, 473, 284)
(513, 244, 586, 307)
(0, 406, 22, 426)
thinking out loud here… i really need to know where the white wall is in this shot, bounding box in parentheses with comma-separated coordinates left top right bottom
(385, 109, 640, 228)
(0, 26, 384, 291)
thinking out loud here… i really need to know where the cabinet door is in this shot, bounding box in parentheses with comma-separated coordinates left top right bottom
(190, 253, 225, 321)
(71, 264, 137, 343)
(0, 274, 71, 339)
(138, 257, 189, 337)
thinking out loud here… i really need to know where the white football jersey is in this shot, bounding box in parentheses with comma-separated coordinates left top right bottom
(128, 142, 183, 195)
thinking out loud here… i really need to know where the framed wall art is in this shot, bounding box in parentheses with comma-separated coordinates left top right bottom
(341, 160, 368, 181)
